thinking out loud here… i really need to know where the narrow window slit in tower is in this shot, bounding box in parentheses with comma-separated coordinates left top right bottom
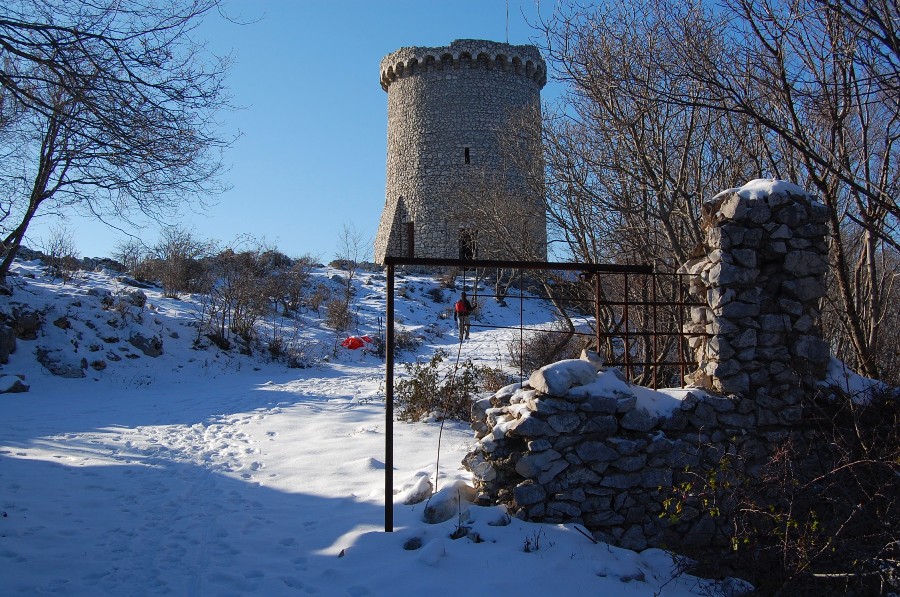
(464, 147, 470, 164)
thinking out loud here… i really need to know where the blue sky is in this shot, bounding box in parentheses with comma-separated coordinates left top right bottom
(31, 0, 562, 263)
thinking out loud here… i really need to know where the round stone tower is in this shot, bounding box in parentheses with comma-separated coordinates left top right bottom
(374, 39, 547, 264)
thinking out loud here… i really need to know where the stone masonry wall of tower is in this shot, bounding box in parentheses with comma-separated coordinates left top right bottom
(375, 39, 548, 264)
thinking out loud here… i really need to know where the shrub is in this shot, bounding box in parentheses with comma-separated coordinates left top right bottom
(325, 297, 352, 331)
(41, 225, 80, 282)
(394, 349, 487, 422)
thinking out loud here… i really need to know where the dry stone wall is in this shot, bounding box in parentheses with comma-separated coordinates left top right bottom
(680, 182, 831, 424)
(464, 357, 740, 551)
(463, 181, 834, 552)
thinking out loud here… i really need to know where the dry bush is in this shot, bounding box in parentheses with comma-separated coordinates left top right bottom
(268, 254, 316, 315)
(394, 349, 486, 422)
(507, 319, 584, 375)
(148, 227, 213, 298)
(41, 225, 80, 282)
(325, 297, 352, 331)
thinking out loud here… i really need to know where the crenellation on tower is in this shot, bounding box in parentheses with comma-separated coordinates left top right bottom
(375, 39, 548, 264)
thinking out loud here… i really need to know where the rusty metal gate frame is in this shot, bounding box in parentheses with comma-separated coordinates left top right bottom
(382, 256, 703, 531)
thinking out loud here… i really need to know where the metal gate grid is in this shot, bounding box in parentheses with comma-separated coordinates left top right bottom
(381, 256, 706, 531)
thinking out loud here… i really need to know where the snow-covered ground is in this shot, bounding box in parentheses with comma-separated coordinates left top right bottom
(2, 260, 735, 595)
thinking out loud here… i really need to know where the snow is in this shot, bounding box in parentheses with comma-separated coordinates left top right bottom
(713, 178, 813, 201)
(1, 260, 734, 595)
(824, 357, 888, 404)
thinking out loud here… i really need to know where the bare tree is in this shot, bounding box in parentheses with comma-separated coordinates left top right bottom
(538, 0, 900, 381)
(0, 0, 232, 283)
(656, 0, 900, 378)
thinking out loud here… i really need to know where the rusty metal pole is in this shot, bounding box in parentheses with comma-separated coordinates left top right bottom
(385, 263, 395, 532)
(651, 268, 658, 389)
(678, 274, 686, 384)
(623, 273, 631, 380)
(595, 272, 601, 355)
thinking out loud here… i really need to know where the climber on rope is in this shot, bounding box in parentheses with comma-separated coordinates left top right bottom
(453, 291, 477, 341)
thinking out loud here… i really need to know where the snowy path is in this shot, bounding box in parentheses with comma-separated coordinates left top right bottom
(0, 367, 476, 595)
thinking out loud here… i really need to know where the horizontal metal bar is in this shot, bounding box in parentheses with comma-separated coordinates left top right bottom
(383, 256, 653, 274)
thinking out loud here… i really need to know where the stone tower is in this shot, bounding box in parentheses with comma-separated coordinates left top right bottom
(374, 39, 548, 264)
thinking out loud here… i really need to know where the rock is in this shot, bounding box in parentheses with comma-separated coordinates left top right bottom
(124, 289, 147, 307)
(579, 349, 604, 370)
(515, 449, 563, 478)
(0, 375, 29, 393)
(619, 525, 648, 552)
(36, 347, 86, 378)
(576, 441, 619, 463)
(529, 359, 598, 396)
(620, 408, 658, 432)
(513, 480, 546, 506)
(12, 307, 43, 339)
(128, 333, 163, 357)
(402, 475, 433, 505)
(422, 480, 475, 524)
(0, 324, 15, 364)
(721, 577, 755, 597)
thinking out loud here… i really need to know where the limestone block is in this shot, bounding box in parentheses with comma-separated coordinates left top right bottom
(577, 394, 618, 414)
(709, 262, 760, 286)
(607, 437, 645, 455)
(620, 408, 658, 432)
(576, 441, 619, 462)
(537, 460, 570, 485)
(508, 413, 553, 437)
(639, 468, 673, 488)
(565, 467, 601, 485)
(760, 313, 791, 332)
(717, 195, 749, 220)
(782, 276, 827, 302)
(619, 526, 648, 552)
(775, 203, 808, 226)
(513, 481, 546, 506)
(580, 415, 618, 435)
(742, 228, 764, 248)
(717, 300, 760, 319)
(600, 473, 641, 489)
(548, 500, 581, 518)
(770, 223, 792, 239)
(616, 393, 638, 413)
(613, 454, 647, 472)
(784, 250, 828, 277)
(792, 335, 830, 366)
(515, 449, 563, 478)
(529, 359, 598, 396)
(705, 359, 741, 378)
(731, 248, 758, 268)
(716, 372, 750, 395)
(731, 328, 757, 349)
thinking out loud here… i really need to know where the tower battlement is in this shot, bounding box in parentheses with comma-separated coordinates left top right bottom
(380, 39, 547, 91)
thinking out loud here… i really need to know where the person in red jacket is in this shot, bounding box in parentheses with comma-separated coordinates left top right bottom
(453, 291, 477, 340)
